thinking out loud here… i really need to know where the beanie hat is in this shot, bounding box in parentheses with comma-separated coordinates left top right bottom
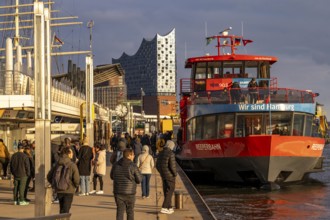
(17, 143, 24, 150)
(165, 140, 176, 151)
(142, 145, 149, 153)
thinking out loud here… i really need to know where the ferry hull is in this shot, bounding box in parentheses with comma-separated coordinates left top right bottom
(177, 136, 325, 185)
(177, 155, 324, 184)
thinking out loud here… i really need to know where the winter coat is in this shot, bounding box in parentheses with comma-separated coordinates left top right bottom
(77, 145, 94, 176)
(93, 149, 106, 176)
(156, 147, 177, 180)
(110, 157, 142, 195)
(137, 147, 154, 174)
(0, 142, 10, 159)
(10, 151, 30, 178)
(133, 141, 142, 157)
(51, 143, 60, 165)
(110, 140, 126, 164)
(47, 154, 80, 194)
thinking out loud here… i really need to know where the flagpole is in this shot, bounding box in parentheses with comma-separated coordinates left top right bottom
(241, 21, 244, 37)
(242, 21, 248, 54)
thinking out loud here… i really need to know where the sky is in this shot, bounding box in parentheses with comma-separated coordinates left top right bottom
(50, 0, 330, 117)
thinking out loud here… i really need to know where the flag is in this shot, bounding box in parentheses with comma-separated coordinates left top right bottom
(54, 35, 64, 45)
(206, 37, 214, 45)
(242, 39, 253, 46)
(234, 38, 241, 46)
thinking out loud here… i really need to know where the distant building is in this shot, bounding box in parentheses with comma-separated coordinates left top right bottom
(93, 64, 127, 110)
(112, 29, 176, 116)
(51, 61, 127, 111)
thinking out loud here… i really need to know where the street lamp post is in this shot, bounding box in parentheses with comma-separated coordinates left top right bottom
(141, 88, 145, 118)
(85, 55, 94, 146)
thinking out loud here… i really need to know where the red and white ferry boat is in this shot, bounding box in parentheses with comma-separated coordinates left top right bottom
(177, 28, 328, 188)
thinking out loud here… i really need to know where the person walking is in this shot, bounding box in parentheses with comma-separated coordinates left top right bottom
(156, 140, 177, 214)
(23, 145, 34, 201)
(47, 147, 80, 214)
(137, 145, 154, 199)
(77, 138, 94, 196)
(110, 137, 126, 164)
(10, 144, 31, 205)
(89, 144, 106, 195)
(110, 148, 142, 220)
(0, 138, 10, 180)
(132, 137, 142, 163)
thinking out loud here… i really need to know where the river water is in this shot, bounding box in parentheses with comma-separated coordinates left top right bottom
(196, 145, 330, 220)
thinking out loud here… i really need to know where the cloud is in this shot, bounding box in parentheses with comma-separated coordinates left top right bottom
(54, 0, 330, 117)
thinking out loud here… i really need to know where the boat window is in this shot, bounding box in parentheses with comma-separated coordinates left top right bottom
(293, 114, 305, 136)
(305, 115, 313, 137)
(195, 117, 203, 140)
(217, 114, 234, 138)
(186, 118, 194, 141)
(203, 115, 217, 139)
(195, 62, 207, 79)
(236, 114, 263, 137)
(265, 112, 292, 135)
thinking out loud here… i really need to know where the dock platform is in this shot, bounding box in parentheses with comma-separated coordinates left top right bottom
(0, 152, 215, 220)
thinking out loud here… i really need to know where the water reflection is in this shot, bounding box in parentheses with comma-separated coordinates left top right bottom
(197, 146, 330, 219)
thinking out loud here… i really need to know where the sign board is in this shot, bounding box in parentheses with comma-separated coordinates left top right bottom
(51, 123, 80, 132)
(1, 110, 18, 119)
(124, 100, 142, 106)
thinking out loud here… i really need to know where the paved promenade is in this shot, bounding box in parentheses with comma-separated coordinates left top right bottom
(0, 152, 215, 220)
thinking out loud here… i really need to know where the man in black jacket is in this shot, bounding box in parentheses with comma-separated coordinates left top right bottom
(110, 148, 142, 220)
(77, 138, 93, 196)
(156, 140, 177, 214)
(10, 144, 31, 205)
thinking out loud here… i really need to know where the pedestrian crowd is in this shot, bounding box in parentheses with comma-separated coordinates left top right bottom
(1, 130, 180, 219)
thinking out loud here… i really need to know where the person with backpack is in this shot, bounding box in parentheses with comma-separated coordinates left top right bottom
(47, 147, 80, 214)
(77, 138, 93, 196)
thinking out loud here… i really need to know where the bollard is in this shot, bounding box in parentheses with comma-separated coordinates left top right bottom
(175, 190, 184, 209)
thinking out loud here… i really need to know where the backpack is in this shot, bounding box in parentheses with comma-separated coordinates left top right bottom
(51, 163, 72, 191)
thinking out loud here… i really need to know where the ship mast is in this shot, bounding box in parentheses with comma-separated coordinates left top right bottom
(206, 27, 243, 56)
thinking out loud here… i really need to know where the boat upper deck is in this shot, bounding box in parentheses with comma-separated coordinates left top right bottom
(180, 78, 316, 106)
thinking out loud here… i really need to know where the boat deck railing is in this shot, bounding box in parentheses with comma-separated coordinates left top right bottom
(187, 87, 315, 105)
(180, 78, 315, 105)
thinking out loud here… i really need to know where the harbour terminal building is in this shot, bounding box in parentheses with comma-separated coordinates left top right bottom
(112, 29, 177, 118)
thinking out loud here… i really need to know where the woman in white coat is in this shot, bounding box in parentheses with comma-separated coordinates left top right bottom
(90, 144, 106, 194)
(137, 145, 154, 198)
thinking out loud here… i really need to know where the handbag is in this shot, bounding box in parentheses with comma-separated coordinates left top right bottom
(138, 155, 149, 170)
